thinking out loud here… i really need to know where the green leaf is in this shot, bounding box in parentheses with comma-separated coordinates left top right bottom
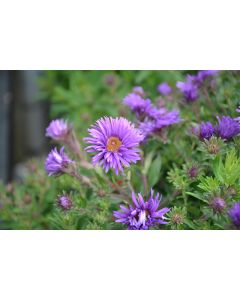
(147, 155, 162, 187)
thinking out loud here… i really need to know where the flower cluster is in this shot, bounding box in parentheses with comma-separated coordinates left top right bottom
(193, 116, 240, 140)
(114, 190, 170, 230)
(177, 70, 219, 102)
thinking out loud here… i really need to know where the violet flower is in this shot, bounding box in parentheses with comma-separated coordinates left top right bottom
(229, 202, 240, 228)
(58, 195, 73, 211)
(157, 82, 172, 96)
(215, 116, 240, 140)
(123, 93, 153, 119)
(193, 121, 215, 140)
(176, 80, 199, 102)
(46, 119, 70, 141)
(84, 117, 144, 175)
(114, 190, 170, 230)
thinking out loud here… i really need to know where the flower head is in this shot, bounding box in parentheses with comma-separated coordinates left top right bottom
(58, 195, 73, 211)
(123, 93, 152, 119)
(157, 82, 172, 96)
(197, 70, 219, 82)
(210, 197, 226, 213)
(84, 117, 144, 175)
(45, 147, 74, 176)
(46, 119, 70, 141)
(114, 190, 170, 230)
(176, 80, 199, 102)
(229, 202, 240, 228)
(215, 116, 240, 140)
(193, 121, 215, 140)
(132, 86, 145, 97)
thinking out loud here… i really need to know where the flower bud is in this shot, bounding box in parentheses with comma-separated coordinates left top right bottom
(57, 195, 73, 211)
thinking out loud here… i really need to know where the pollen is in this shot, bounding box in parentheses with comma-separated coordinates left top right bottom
(107, 136, 122, 152)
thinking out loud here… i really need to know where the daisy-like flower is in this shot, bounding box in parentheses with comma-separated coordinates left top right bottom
(176, 80, 199, 102)
(84, 117, 144, 175)
(45, 147, 74, 176)
(157, 82, 172, 96)
(46, 119, 70, 141)
(193, 121, 215, 140)
(215, 116, 240, 140)
(229, 202, 240, 228)
(114, 190, 170, 230)
(123, 93, 153, 119)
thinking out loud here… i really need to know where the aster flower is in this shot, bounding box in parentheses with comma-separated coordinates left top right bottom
(132, 86, 145, 97)
(45, 147, 74, 176)
(157, 82, 172, 96)
(123, 93, 153, 119)
(176, 80, 199, 102)
(113, 190, 170, 230)
(193, 121, 215, 140)
(197, 70, 219, 82)
(210, 197, 226, 213)
(215, 116, 240, 140)
(84, 117, 144, 175)
(46, 119, 70, 141)
(229, 202, 240, 228)
(58, 195, 73, 211)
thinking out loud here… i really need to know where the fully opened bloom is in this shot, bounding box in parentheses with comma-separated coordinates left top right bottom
(114, 190, 170, 230)
(176, 80, 199, 102)
(229, 202, 240, 228)
(84, 117, 144, 174)
(46, 119, 70, 141)
(215, 116, 240, 140)
(193, 121, 215, 140)
(123, 93, 153, 119)
(157, 82, 172, 96)
(45, 147, 74, 176)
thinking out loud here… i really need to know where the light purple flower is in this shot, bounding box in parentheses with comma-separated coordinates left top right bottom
(193, 121, 215, 140)
(84, 117, 144, 175)
(236, 106, 240, 113)
(157, 82, 172, 96)
(215, 116, 240, 140)
(132, 86, 145, 97)
(114, 190, 170, 230)
(211, 197, 226, 213)
(58, 195, 73, 211)
(176, 80, 199, 102)
(229, 202, 240, 228)
(197, 70, 219, 82)
(46, 119, 70, 141)
(123, 93, 152, 119)
(45, 147, 74, 176)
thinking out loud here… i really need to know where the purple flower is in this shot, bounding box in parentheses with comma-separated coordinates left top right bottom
(58, 195, 73, 211)
(45, 147, 74, 176)
(193, 121, 215, 140)
(176, 80, 199, 102)
(132, 86, 145, 97)
(113, 190, 170, 230)
(46, 119, 70, 141)
(197, 70, 219, 82)
(211, 197, 226, 213)
(123, 93, 153, 119)
(236, 106, 240, 113)
(84, 117, 144, 175)
(215, 116, 240, 140)
(229, 202, 240, 228)
(157, 82, 172, 96)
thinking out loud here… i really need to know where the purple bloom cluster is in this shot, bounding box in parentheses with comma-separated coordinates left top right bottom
(229, 202, 240, 228)
(157, 82, 172, 96)
(177, 70, 219, 102)
(123, 93, 153, 120)
(84, 117, 144, 174)
(58, 195, 73, 211)
(193, 116, 240, 141)
(46, 119, 70, 141)
(45, 147, 74, 176)
(114, 190, 170, 230)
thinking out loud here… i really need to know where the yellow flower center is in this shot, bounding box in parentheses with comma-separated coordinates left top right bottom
(106, 137, 122, 152)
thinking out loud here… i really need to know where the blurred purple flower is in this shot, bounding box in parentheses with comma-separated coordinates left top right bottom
(197, 70, 219, 82)
(215, 116, 240, 140)
(176, 80, 199, 102)
(84, 117, 144, 175)
(114, 190, 170, 230)
(132, 86, 145, 97)
(193, 121, 215, 140)
(123, 93, 153, 119)
(211, 197, 226, 213)
(58, 195, 73, 211)
(229, 202, 240, 228)
(46, 119, 70, 141)
(157, 82, 172, 96)
(236, 106, 240, 113)
(45, 147, 74, 176)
